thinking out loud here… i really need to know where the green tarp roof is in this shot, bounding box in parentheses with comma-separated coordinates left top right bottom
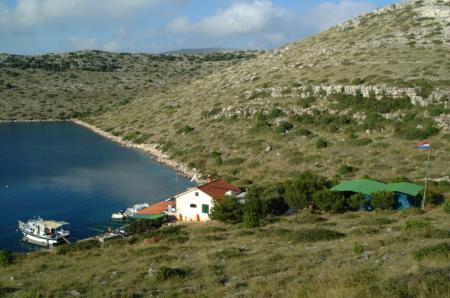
(331, 179, 386, 195)
(132, 214, 166, 220)
(331, 179, 423, 196)
(385, 182, 424, 197)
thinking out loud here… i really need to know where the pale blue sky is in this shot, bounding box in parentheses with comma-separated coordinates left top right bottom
(0, 0, 398, 54)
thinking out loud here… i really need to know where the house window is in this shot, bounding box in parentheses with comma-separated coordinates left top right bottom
(202, 204, 209, 214)
(190, 203, 197, 208)
(195, 192, 199, 196)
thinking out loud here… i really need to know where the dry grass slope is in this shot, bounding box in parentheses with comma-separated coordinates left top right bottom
(0, 208, 449, 297)
(86, 0, 450, 184)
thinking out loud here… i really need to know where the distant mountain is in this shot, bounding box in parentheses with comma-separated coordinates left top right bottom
(162, 48, 240, 55)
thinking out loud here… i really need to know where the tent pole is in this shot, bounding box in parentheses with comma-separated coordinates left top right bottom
(421, 148, 431, 210)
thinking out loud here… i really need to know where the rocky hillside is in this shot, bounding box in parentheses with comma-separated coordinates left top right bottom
(86, 0, 450, 184)
(1, 0, 449, 184)
(0, 50, 258, 120)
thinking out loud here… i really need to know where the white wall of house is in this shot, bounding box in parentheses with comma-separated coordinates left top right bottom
(175, 189, 214, 221)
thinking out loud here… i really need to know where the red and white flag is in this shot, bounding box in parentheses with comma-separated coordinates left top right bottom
(417, 140, 431, 149)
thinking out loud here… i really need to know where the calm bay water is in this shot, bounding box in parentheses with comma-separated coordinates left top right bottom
(0, 122, 192, 252)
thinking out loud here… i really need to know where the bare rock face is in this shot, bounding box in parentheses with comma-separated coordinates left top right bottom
(416, 0, 450, 20)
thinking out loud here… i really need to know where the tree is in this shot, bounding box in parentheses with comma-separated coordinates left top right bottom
(209, 197, 243, 224)
(371, 191, 395, 210)
(312, 190, 346, 213)
(245, 184, 288, 216)
(241, 183, 289, 227)
(347, 193, 366, 210)
(284, 172, 330, 209)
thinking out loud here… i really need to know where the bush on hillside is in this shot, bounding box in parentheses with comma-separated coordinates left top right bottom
(156, 266, 192, 281)
(125, 218, 165, 234)
(443, 200, 450, 214)
(243, 211, 260, 228)
(312, 190, 346, 213)
(337, 164, 358, 176)
(414, 242, 450, 261)
(421, 188, 445, 206)
(209, 197, 243, 224)
(245, 184, 288, 216)
(371, 191, 395, 210)
(177, 125, 194, 135)
(284, 171, 330, 209)
(240, 183, 288, 227)
(290, 228, 345, 242)
(0, 250, 14, 266)
(315, 138, 329, 148)
(276, 121, 294, 134)
(348, 193, 366, 211)
(56, 240, 100, 255)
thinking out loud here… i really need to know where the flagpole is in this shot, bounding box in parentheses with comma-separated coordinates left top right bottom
(421, 148, 431, 210)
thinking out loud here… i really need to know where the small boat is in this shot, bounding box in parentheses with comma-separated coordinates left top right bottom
(18, 217, 70, 247)
(111, 210, 127, 220)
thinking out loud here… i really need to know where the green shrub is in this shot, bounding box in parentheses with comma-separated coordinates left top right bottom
(284, 171, 330, 209)
(404, 219, 430, 230)
(312, 190, 346, 213)
(156, 266, 192, 281)
(209, 151, 223, 165)
(125, 218, 165, 234)
(443, 200, 450, 214)
(414, 243, 450, 261)
(297, 128, 312, 136)
(337, 164, 358, 176)
(276, 121, 294, 133)
(223, 158, 245, 166)
(245, 184, 288, 216)
(56, 240, 100, 255)
(177, 125, 194, 134)
(289, 228, 345, 242)
(348, 193, 366, 210)
(315, 138, 329, 148)
(371, 191, 395, 209)
(360, 217, 396, 226)
(294, 213, 327, 224)
(353, 243, 364, 254)
(243, 211, 260, 228)
(0, 250, 14, 266)
(210, 197, 243, 224)
(382, 266, 450, 297)
(421, 188, 445, 206)
(268, 108, 285, 119)
(213, 247, 248, 259)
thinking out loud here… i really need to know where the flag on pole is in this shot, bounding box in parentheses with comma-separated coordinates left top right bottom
(417, 140, 431, 149)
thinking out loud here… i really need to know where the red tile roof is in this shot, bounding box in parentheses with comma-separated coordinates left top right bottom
(198, 179, 241, 199)
(137, 200, 175, 215)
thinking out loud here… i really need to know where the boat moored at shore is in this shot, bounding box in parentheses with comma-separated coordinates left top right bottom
(18, 217, 70, 247)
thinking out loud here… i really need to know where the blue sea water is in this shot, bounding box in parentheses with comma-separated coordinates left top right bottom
(0, 122, 192, 252)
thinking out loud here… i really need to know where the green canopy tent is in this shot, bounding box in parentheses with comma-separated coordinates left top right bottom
(331, 179, 424, 209)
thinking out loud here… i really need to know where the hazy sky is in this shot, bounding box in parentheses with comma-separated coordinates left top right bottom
(0, 0, 398, 54)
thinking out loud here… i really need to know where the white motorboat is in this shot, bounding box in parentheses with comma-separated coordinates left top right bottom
(112, 203, 149, 220)
(18, 217, 70, 247)
(111, 210, 127, 220)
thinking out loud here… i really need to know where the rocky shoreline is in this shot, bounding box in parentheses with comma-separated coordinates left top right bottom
(0, 119, 65, 123)
(71, 119, 199, 181)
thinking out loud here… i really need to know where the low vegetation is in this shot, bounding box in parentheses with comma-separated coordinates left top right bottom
(0, 206, 449, 297)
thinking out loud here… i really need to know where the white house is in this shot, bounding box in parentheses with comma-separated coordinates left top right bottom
(175, 178, 243, 221)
